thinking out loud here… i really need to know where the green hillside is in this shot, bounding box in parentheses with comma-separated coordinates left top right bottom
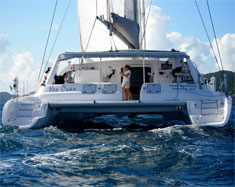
(0, 92, 12, 107)
(204, 70, 235, 103)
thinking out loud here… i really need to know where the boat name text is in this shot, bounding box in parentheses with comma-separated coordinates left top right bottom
(169, 84, 197, 91)
(48, 85, 77, 92)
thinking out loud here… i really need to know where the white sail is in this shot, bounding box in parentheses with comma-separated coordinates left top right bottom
(77, 0, 141, 52)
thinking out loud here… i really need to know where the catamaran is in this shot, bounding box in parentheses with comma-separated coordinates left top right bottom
(2, 0, 232, 129)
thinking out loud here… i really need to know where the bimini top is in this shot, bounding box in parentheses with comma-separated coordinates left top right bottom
(57, 50, 189, 61)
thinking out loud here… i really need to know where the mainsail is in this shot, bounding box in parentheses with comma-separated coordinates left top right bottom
(77, 0, 142, 52)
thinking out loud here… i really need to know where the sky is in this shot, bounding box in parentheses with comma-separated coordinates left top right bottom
(0, 0, 234, 93)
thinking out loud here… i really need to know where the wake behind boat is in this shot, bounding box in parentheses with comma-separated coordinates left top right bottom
(2, 0, 232, 129)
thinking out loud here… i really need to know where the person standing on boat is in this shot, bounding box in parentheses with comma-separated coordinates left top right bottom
(172, 58, 183, 82)
(120, 65, 133, 101)
(41, 67, 51, 86)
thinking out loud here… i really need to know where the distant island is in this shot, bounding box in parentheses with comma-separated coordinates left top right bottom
(0, 92, 12, 108)
(204, 70, 235, 104)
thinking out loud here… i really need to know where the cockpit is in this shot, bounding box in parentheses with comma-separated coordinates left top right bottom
(42, 54, 195, 101)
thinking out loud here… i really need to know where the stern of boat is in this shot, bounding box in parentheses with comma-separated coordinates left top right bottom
(186, 96, 232, 127)
(2, 96, 49, 129)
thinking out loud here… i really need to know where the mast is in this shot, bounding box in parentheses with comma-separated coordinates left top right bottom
(136, 0, 142, 49)
(141, 0, 146, 49)
(106, 0, 111, 22)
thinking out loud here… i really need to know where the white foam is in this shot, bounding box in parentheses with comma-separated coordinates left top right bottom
(24, 148, 88, 167)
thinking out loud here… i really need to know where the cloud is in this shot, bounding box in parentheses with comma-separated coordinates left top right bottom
(212, 33, 235, 72)
(0, 34, 39, 93)
(146, 6, 171, 50)
(145, 5, 216, 73)
(0, 34, 10, 55)
(146, 5, 234, 73)
(166, 32, 216, 73)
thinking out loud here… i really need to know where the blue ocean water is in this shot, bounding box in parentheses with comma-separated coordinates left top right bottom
(0, 106, 234, 186)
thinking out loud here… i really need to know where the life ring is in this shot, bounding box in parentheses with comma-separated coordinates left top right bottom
(106, 66, 115, 79)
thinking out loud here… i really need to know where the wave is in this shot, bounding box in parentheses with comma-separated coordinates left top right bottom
(0, 107, 234, 186)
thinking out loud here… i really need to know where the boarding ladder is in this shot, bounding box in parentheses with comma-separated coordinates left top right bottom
(16, 102, 45, 127)
(200, 100, 219, 116)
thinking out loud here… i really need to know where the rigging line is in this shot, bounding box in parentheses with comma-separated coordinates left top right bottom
(141, 0, 153, 49)
(106, 0, 110, 21)
(40, 0, 72, 82)
(206, 0, 224, 72)
(111, 35, 117, 51)
(83, 0, 98, 53)
(194, 0, 223, 78)
(84, 18, 97, 53)
(37, 0, 58, 83)
(96, 0, 98, 16)
(109, 35, 113, 50)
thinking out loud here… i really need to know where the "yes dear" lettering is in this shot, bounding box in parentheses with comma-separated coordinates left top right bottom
(48, 85, 77, 92)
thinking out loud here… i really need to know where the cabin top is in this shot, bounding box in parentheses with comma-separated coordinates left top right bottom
(57, 50, 189, 61)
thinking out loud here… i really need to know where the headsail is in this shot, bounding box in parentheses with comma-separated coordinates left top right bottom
(77, 0, 142, 52)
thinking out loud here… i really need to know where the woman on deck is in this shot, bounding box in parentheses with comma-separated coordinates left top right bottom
(120, 65, 133, 101)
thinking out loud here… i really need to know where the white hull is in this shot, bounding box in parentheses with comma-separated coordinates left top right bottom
(2, 50, 232, 129)
(187, 97, 232, 127)
(2, 83, 232, 129)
